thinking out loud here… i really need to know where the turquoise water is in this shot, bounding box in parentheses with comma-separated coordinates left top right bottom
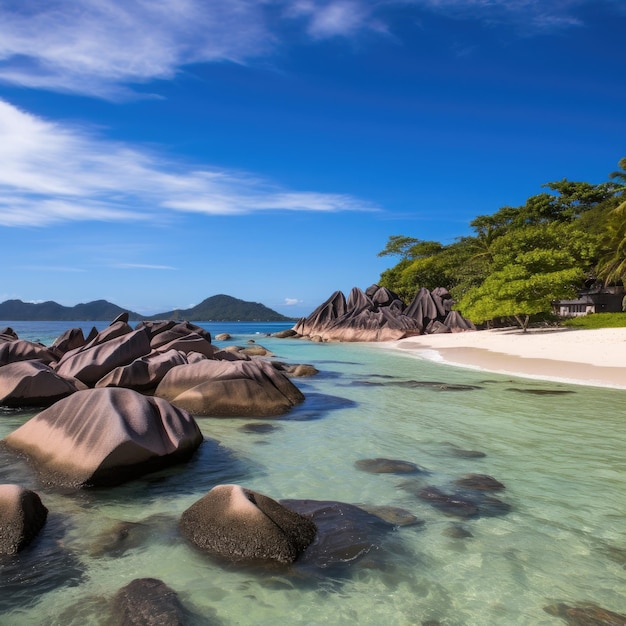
(1, 322, 625, 625)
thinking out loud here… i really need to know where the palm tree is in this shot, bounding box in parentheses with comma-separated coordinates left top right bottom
(597, 158, 626, 286)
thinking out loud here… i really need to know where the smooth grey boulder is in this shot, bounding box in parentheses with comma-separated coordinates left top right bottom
(155, 358, 305, 417)
(180, 484, 317, 564)
(3, 388, 203, 488)
(0, 360, 86, 407)
(95, 349, 188, 392)
(54, 327, 151, 386)
(0, 484, 48, 555)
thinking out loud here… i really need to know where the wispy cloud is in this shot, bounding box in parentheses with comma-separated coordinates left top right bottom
(0, 1, 608, 98)
(109, 263, 177, 270)
(0, 99, 377, 227)
(412, 0, 587, 31)
(284, 1, 386, 38)
(0, 0, 272, 98)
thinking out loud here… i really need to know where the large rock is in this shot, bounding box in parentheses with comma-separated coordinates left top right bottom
(0, 484, 48, 555)
(95, 349, 188, 392)
(155, 358, 305, 417)
(49, 327, 87, 358)
(180, 485, 317, 564)
(0, 340, 56, 366)
(0, 360, 85, 407)
(0, 327, 19, 342)
(294, 287, 421, 342)
(54, 327, 151, 386)
(152, 333, 218, 359)
(2, 388, 203, 488)
(144, 321, 212, 350)
(292, 284, 475, 342)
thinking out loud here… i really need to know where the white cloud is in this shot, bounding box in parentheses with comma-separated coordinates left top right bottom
(0, 99, 377, 227)
(110, 263, 177, 270)
(0, 0, 272, 98)
(283, 297, 303, 306)
(0, 0, 605, 98)
(409, 0, 612, 32)
(285, 1, 386, 38)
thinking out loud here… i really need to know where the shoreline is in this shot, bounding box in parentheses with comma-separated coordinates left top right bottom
(382, 327, 626, 390)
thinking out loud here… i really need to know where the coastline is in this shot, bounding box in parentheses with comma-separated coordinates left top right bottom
(383, 327, 626, 390)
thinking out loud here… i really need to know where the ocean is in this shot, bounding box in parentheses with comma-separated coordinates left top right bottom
(1, 321, 625, 625)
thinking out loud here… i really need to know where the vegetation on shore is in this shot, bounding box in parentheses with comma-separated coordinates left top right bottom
(562, 312, 626, 329)
(378, 157, 626, 330)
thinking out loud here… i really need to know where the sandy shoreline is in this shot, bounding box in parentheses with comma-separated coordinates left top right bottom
(383, 327, 626, 390)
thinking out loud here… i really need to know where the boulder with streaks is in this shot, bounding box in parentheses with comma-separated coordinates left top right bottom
(155, 358, 304, 417)
(2, 387, 203, 488)
(0, 360, 86, 407)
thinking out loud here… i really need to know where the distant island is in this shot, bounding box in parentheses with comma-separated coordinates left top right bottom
(0, 294, 295, 322)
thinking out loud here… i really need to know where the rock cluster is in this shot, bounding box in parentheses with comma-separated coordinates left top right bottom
(0, 315, 305, 415)
(0, 314, 307, 532)
(290, 284, 475, 342)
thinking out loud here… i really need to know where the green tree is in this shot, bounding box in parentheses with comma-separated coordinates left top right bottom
(456, 222, 598, 331)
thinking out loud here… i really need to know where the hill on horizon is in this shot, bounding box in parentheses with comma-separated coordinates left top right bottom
(0, 295, 294, 322)
(143, 294, 294, 322)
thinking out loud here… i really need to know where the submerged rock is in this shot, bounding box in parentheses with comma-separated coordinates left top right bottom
(354, 458, 426, 474)
(0, 513, 85, 613)
(448, 448, 487, 459)
(544, 602, 626, 625)
(111, 578, 188, 626)
(442, 523, 474, 539)
(454, 474, 505, 491)
(280, 498, 398, 576)
(418, 487, 479, 518)
(358, 504, 423, 527)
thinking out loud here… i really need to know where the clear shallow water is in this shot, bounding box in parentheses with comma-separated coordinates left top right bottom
(1, 322, 625, 625)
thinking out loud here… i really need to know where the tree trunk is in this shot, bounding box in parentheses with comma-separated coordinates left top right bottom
(514, 314, 530, 332)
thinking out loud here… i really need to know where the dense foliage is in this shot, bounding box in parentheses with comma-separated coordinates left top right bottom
(378, 158, 626, 329)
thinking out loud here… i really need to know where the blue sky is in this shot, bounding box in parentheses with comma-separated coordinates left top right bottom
(1, 0, 624, 318)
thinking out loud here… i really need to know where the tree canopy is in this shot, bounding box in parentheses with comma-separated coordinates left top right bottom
(378, 158, 625, 330)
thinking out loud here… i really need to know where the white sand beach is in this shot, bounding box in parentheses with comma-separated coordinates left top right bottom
(386, 327, 626, 389)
